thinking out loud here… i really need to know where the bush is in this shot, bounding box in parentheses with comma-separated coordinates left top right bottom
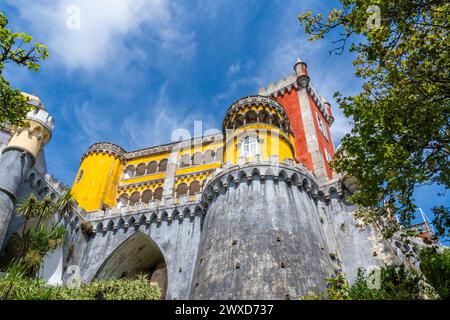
(419, 247, 450, 300)
(0, 271, 161, 300)
(300, 265, 436, 300)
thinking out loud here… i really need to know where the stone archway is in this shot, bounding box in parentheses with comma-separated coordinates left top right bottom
(93, 232, 168, 298)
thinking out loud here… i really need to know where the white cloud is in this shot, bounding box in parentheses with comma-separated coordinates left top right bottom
(227, 61, 242, 78)
(6, 0, 195, 71)
(119, 82, 218, 150)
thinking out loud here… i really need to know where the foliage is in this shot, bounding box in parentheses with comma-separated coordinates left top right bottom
(298, 1, 450, 240)
(0, 11, 48, 127)
(0, 268, 160, 300)
(11, 194, 66, 276)
(419, 247, 450, 300)
(301, 265, 436, 300)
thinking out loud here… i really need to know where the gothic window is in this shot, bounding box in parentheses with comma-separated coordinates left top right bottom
(240, 136, 260, 157)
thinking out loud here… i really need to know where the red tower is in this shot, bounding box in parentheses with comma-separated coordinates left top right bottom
(258, 58, 335, 181)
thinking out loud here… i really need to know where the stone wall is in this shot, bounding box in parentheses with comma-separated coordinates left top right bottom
(61, 204, 204, 300)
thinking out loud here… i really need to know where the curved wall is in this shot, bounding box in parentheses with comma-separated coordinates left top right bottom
(190, 164, 335, 299)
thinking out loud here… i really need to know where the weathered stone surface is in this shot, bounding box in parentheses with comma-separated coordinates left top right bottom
(190, 165, 335, 299)
(62, 212, 203, 300)
(0, 150, 33, 249)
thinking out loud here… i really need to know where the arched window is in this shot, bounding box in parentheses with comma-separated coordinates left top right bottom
(123, 165, 135, 179)
(240, 136, 259, 157)
(135, 163, 146, 176)
(141, 189, 153, 203)
(158, 159, 168, 172)
(118, 193, 129, 207)
(189, 181, 201, 196)
(271, 114, 280, 128)
(129, 192, 141, 206)
(153, 187, 163, 201)
(244, 110, 257, 124)
(176, 183, 188, 198)
(259, 110, 270, 124)
(147, 161, 158, 174)
(234, 114, 244, 128)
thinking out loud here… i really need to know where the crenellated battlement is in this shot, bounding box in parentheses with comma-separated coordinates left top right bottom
(258, 74, 298, 97)
(259, 76, 334, 126)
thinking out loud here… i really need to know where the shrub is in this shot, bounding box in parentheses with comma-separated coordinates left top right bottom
(300, 264, 436, 300)
(0, 270, 160, 300)
(419, 247, 450, 300)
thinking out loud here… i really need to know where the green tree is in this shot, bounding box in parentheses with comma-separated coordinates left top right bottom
(13, 193, 66, 276)
(298, 1, 449, 240)
(419, 247, 450, 299)
(0, 11, 48, 127)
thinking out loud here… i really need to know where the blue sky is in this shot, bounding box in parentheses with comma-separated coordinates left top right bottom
(2, 0, 448, 224)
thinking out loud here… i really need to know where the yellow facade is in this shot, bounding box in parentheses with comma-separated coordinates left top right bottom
(72, 96, 297, 213)
(223, 123, 295, 164)
(72, 151, 125, 212)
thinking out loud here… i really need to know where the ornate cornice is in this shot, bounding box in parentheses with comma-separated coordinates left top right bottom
(82, 142, 127, 161)
(225, 95, 287, 118)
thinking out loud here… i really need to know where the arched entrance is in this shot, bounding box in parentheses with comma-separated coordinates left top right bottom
(93, 232, 168, 298)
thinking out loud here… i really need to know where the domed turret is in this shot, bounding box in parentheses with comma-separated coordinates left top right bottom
(222, 95, 295, 165)
(72, 142, 126, 212)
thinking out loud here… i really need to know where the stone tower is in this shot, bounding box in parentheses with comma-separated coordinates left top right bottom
(259, 58, 335, 181)
(189, 96, 336, 299)
(0, 94, 54, 249)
